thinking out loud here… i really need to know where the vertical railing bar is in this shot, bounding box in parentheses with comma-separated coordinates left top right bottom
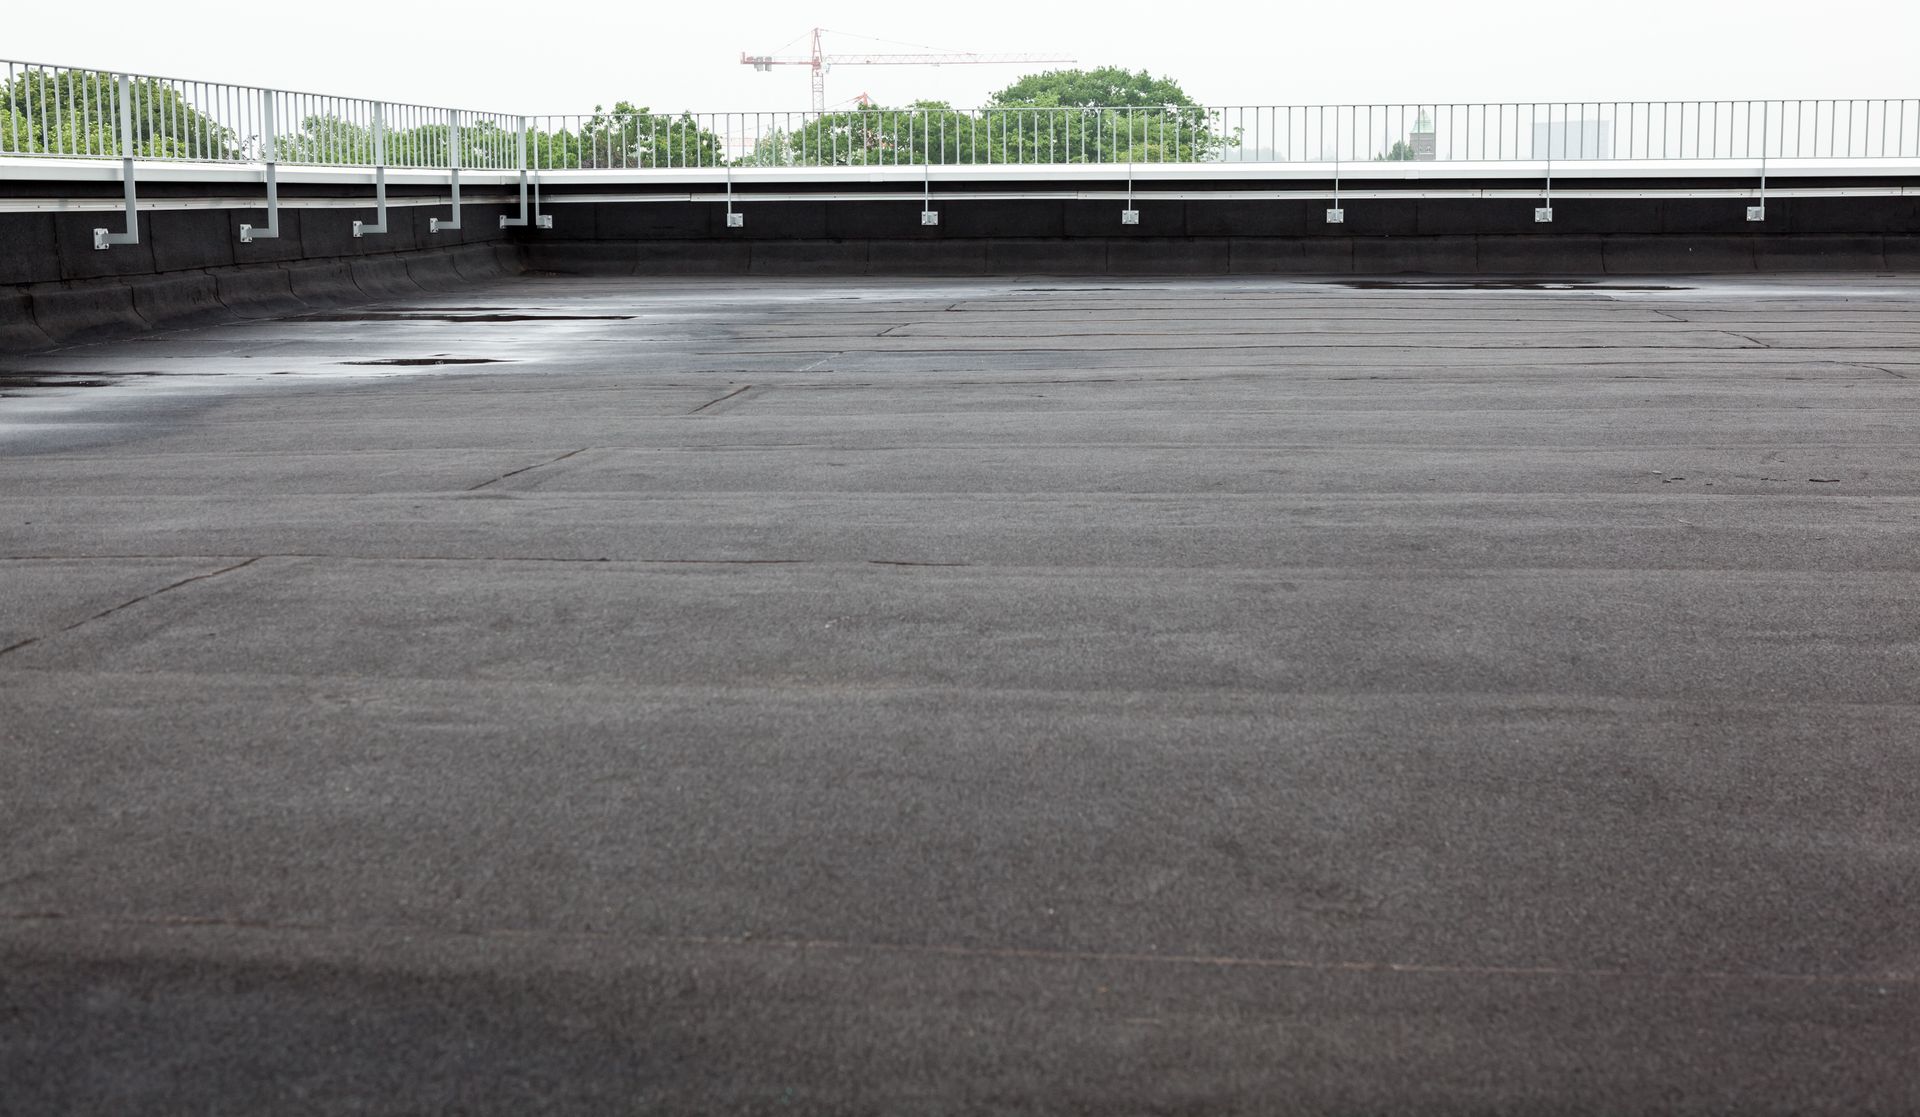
(80, 67, 94, 155)
(82, 68, 97, 157)
(35, 65, 50, 156)
(21, 64, 34, 155)
(52, 64, 67, 156)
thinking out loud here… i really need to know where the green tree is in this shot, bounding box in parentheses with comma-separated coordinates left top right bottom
(1375, 140, 1418, 161)
(743, 101, 982, 167)
(743, 70, 1238, 167)
(528, 103, 724, 169)
(983, 66, 1237, 163)
(1, 69, 238, 159)
(277, 115, 522, 169)
(276, 115, 377, 165)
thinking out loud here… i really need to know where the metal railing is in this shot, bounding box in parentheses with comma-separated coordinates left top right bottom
(2, 59, 519, 168)
(4, 57, 1918, 247)
(6, 59, 1918, 171)
(528, 100, 1920, 168)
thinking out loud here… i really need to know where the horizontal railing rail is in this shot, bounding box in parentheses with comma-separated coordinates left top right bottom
(6, 59, 1919, 172)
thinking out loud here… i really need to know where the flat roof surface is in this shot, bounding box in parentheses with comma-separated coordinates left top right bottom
(3, 275, 1918, 1113)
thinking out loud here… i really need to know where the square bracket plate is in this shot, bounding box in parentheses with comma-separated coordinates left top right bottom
(726, 212, 744, 228)
(537, 214, 553, 230)
(1325, 208, 1345, 224)
(351, 220, 365, 239)
(921, 210, 940, 226)
(1120, 209, 1140, 225)
(1746, 205, 1766, 222)
(1534, 207, 1554, 223)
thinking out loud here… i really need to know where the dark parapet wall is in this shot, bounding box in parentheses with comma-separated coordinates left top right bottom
(0, 183, 522, 351)
(515, 177, 1920, 278)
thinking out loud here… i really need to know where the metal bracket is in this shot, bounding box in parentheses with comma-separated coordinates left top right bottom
(921, 164, 938, 225)
(429, 169, 462, 233)
(501, 171, 553, 229)
(93, 74, 139, 250)
(1121, 164, 1138, 225)
(1535, 155, 1553, 223)
(1325, 156, 1343, 224)
(500, 175, 529, 228)
(499, 118, 551, 230)
(725, 166, 743, 228)
(1748, 151, 1767, 222)
(430, 111, 462, 233)
(240, 162, 281, 243)
(239, 90, 280, 244)
(352, 105, 389, 238)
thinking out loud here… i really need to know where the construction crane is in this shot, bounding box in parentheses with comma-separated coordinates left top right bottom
(742, 28, 1074, 115)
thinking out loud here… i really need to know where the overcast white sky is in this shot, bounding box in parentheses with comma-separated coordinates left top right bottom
(9, 0, 1917, 114)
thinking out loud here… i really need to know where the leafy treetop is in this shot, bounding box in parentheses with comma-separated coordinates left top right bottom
(989, 67, 1203, 109)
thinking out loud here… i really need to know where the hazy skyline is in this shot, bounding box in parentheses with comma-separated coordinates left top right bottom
(9, 0, 1916, 115)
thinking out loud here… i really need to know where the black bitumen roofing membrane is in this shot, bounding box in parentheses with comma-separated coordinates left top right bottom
(3, 275, 1917, 1113)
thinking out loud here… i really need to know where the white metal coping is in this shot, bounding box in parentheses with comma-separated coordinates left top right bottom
(4, 156, 1920, 186)
(2, 156, 1916, 213)
(8, 186, 1918, 215)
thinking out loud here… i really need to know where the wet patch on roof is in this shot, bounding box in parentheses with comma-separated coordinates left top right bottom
(1333, 279, 1690, 292)
(290, 312, 633, 323)
(339, 358, 510, 367)
(0, 371, 160, 394)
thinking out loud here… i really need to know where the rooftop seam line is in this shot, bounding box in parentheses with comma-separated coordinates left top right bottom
(3, 911, 1914, 988)
(0, 555, 263, 659)
(465, 447, 590, 491)
(687, 384, 754, 414)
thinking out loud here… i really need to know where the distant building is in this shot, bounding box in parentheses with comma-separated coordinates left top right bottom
(1533, 120, 1613, 160)
(1410, 109, 1436, 160)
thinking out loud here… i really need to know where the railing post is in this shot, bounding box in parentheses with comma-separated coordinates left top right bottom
(1327, 153, 1344, 224)
(431, 107, 462, 233)
(500, 115, 551, 229)
(93, 72, 140, 250)
(1536, 151, 1554, 223)
(354, 103, 389, 237)
(240, 88, 281, 243)
(502, 115, 529, 228)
